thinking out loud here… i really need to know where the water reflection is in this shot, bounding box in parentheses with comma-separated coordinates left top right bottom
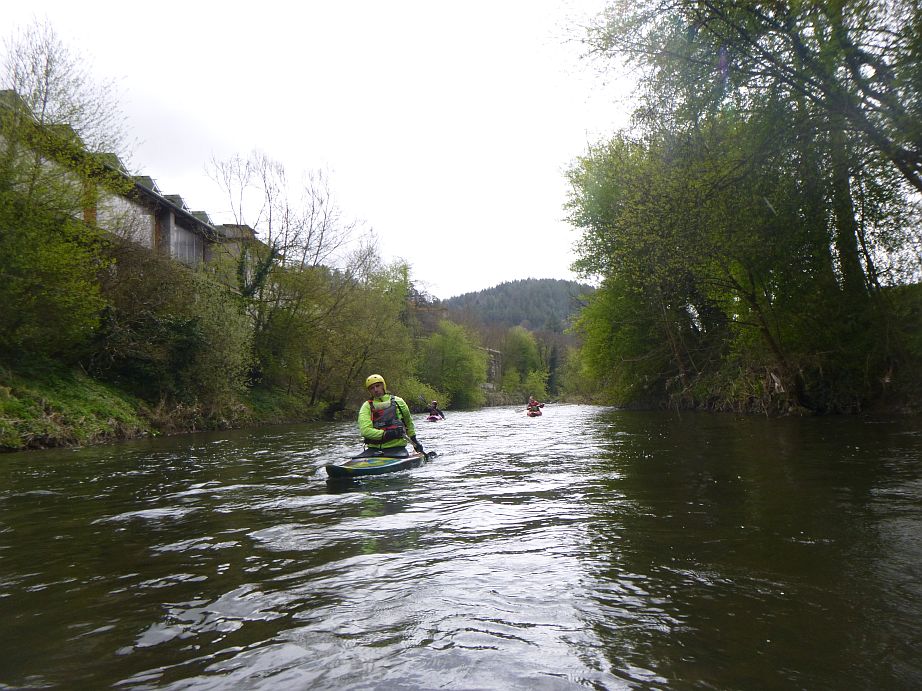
(577, 412, 922, 688)
(0, 408, 920, 689)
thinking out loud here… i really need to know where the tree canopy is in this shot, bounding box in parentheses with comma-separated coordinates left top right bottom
(563, 0, 922, 412)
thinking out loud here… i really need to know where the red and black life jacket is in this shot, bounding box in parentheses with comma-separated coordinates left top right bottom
(369, 395, 406, 435)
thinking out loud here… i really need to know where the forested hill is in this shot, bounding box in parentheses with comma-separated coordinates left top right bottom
(442, 278, 594, 333)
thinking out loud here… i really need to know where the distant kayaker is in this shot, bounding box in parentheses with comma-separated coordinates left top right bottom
(358, 374, 424, 457)
(425, 400, 446, 420)
(527, 396, 544, 413)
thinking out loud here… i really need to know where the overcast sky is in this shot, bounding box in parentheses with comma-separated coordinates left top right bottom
(2, 1, 631, 299)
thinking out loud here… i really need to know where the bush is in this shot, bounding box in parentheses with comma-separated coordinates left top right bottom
(89, 246, 252, 414)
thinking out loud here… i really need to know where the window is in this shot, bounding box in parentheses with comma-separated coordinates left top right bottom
(171, 224, 203, 266)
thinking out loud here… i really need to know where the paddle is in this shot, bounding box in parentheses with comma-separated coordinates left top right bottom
(404, 434, 424, 454)
(402, 434, 438, 461)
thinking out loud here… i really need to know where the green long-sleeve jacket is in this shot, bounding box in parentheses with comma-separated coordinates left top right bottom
(357, 394, 417, 449)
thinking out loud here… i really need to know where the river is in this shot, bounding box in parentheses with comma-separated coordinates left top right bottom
(1, 405, 920, 689)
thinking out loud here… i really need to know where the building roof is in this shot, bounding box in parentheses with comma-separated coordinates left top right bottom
(3, 87, 220, 244)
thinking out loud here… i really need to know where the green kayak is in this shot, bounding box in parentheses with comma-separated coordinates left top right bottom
(324, 449, 434, 479)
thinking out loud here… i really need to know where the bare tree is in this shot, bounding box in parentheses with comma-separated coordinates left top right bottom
(2, 18, 131, 159)
(208, 151, 376, 389)
(209, 152, 358, 270)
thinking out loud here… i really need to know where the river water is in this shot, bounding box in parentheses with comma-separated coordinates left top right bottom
(1, 405, 920, 690)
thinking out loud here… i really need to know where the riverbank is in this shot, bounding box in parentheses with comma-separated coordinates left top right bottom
(1, 363, 522, 453)
(0, 364, 327, 452)
(5, 362, 917, 453)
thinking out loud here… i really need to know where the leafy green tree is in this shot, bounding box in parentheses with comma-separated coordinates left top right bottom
(393, 377, 447, 412)
(523, 369, 549, 402)
(557, 345, 602, 402)
(312, 256, 417, 411)
(567, 118, 842, 408)
(587, 0, 922, 192)
(502, 326, 542, 379)
(564, 0, 922, 411)
(499, 325, 552, 401)
(546, 343, 560, 395)
(500, 369, 522, 396)
(418, 320, 487, 408)
(0, 194, 107, 362)
(568, 274, 674, 405)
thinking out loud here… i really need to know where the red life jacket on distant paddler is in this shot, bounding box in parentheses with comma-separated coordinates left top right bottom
(369, 395, 406, 436)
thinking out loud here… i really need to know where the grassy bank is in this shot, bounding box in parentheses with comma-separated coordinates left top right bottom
(0, 364, 149, 451)
(0, 363, 327, 453)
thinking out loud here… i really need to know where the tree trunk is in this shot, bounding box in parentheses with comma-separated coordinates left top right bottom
(828, 122, 868, 300)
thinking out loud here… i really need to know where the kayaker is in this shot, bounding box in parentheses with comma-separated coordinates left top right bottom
(357, 374, 424, 457)
(527, 396, 544, 413)
(425, 400, 445, 419)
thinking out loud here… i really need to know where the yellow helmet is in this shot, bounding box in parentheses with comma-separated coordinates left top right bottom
(365, 374, 386, 390)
